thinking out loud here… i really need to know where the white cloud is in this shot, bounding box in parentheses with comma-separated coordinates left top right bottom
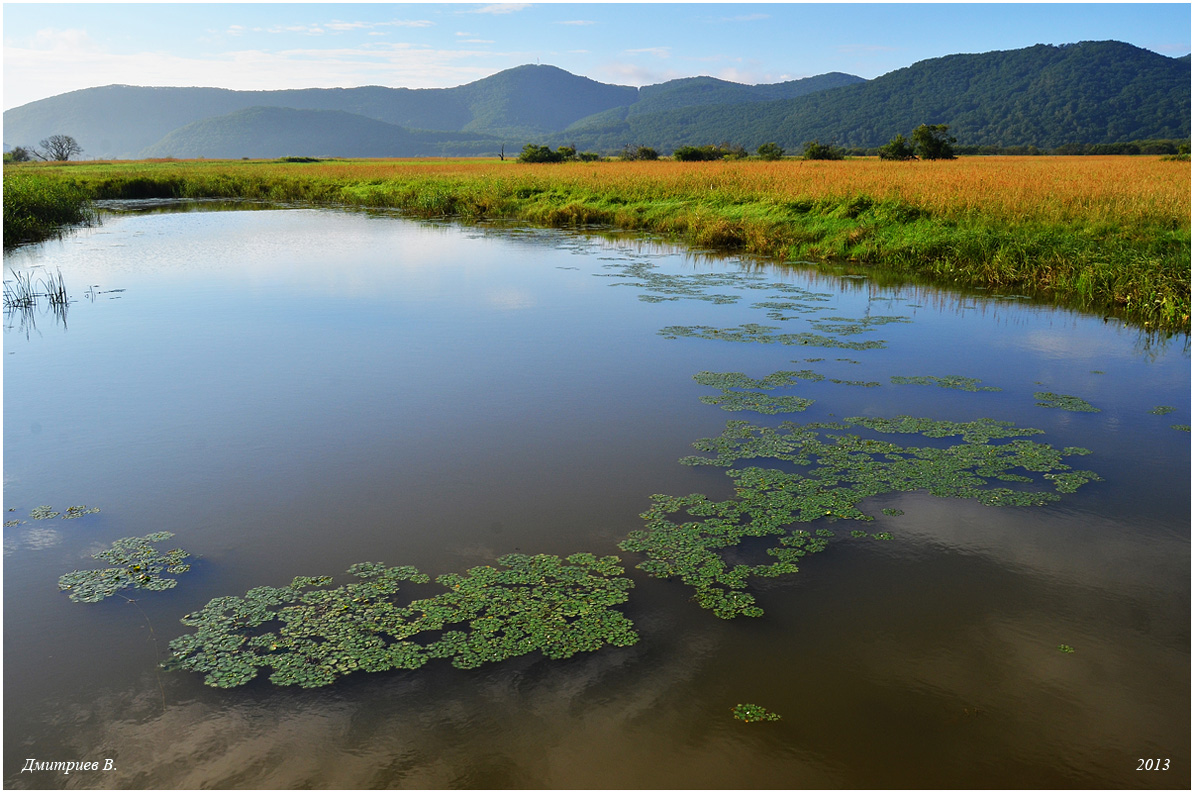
(556, 20, 595, 26)
(718, 14, 769, 22)
(625, 47, 671, 59)
(470, 3, 531, 14)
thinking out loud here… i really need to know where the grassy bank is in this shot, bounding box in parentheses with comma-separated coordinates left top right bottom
(2, 172, 96, 247)
(5, 156, 1189, 331)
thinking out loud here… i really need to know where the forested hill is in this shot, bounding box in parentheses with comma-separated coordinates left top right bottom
(3, 40, 1188, 159)
(553, 41, 1192, 152)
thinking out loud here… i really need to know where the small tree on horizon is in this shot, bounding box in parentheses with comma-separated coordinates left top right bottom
(756, 142, 784, 160)
(911, 124, 957, 160)
(877, 133, 917, 161)
(802, 140, 844, 160)
(33, 134, 83, 162)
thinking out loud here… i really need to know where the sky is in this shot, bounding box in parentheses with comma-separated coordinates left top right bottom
(2, 2, 1191, 111)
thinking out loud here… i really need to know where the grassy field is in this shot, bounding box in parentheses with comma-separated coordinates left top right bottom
(4, 156, 1190, 331)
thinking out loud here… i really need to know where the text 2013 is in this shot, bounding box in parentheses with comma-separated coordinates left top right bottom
(1137, 759, 1170, 771)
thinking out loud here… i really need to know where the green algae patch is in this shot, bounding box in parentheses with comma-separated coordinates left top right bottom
(700, 392, 815, 414)
(733, 703, 781, 722)
(1149, 405, 1176, 415)
(164, 553, 637, 688)
(1034, 392, 1100, 412)
(830, 379, 881, 387)
(58, 532, 191, 603)
(623, 416, 1100, 619)
(694, 370, 824, 415)
(659, 323, 885, 350)
(891, 375, 1001, 392)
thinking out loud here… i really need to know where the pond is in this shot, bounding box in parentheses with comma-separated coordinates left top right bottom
(3, 204, 1189, 788)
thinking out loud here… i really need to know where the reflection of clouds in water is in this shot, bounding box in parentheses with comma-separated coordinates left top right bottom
(3, 527, 62, 555)
(17, 612, 817, 789)
(486, 287, 536, 311)
(868, 494, 1185, 597)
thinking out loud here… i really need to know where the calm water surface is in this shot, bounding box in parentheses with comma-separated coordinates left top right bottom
(4, 206, 1189, 788)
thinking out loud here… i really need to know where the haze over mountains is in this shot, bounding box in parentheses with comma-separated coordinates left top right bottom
(3, 40, 1188, 160)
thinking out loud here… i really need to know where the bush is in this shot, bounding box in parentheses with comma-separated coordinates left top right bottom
(802, 140, 844, 160)
(756, 142, 784, 160)
(877, 134, 916, 161)
(517, 144, 582, 164)
(911, 124, 957, 160)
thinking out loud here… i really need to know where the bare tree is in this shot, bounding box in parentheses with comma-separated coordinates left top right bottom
(33, 135, 83, 162)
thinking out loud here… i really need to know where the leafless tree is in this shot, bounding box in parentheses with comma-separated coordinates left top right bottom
(33, 135, 83, 161)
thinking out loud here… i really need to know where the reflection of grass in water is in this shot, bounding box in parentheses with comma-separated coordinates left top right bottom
(892, 375, 1001, 392)
(1034, 392, 1100, 412)
(165, 553, 637, 688)
(621, 416, 1100, 618)
(58, 532, 191, 603)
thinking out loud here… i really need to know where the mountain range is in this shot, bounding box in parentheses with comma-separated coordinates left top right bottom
(3, 40, 1188, 160)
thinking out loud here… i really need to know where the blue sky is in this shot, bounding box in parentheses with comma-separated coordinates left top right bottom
(3, 3, 1190, 110)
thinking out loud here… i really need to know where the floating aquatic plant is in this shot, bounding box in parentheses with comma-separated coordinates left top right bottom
(62, 505, 101, 519)
(30, 506, 60, 520)
(808, 315, 910, 336)
(1149, 405, 1176, 415)
(623, 416, 1100, 618)
(891, 375, 1001, 392)
(829, 379, 881, 387)
(164, 553, 637, 688)
(694, 370, 823, 414)
(58, 532, 191, 603)
(733, 703, 781, 722)
(699, 392, 815, 414)
(658, 323, 885, 350)
(693, 370, 825, 389)
(1173, 424, 1190, 432)
(881, 508, 904, 516)
(1058, 644, 1075, 654)
(1034, 392, 1100, 412)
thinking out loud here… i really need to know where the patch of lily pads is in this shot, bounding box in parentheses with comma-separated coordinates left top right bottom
(694, 370, 824, 415)
(659, 323, 885, 350)
(620, 415, 1100, 618)
(164, 553, 638, 688)
(58, 531, 191, 603)
(891, 375, 1001, 392)
(1034, 392, 1100, 412)
(732, 703, 781, 722)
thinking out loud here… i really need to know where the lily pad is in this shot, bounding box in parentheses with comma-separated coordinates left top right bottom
(58, 531, 191, 603)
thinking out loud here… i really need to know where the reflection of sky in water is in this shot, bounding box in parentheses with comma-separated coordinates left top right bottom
(2, 207, 1188, 789)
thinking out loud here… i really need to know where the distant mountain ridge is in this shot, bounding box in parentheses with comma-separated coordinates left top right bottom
(3, 41, 1188, 159)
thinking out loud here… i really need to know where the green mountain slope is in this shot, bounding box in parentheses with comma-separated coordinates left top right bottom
(139, 107, 499, 159)
(3, 41, 1187, 160)
(563, 72, 864, 139)
(561, 40, 1189, 151)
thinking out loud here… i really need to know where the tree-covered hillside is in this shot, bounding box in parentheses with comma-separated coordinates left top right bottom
(3, 40, 1188, 159)
(557, 41, 1189, 152)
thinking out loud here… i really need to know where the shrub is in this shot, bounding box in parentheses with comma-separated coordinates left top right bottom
(802, 140, 844, 160)
(756, 142, 784, 160)
(877, 134, 917, 161)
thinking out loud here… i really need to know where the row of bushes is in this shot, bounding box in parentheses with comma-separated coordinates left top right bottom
(517, 133, 1190, 164)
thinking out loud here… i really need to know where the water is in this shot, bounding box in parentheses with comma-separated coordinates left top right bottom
(4, 205, 1189, 788)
